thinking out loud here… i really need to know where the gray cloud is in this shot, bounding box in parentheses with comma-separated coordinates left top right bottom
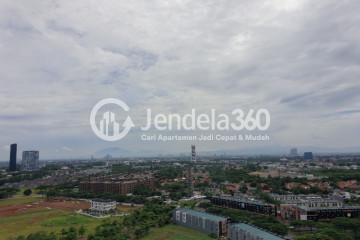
(47, 20, 84, 38)
(0, 0, 359, 159)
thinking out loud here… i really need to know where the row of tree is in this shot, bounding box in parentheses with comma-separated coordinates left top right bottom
(88, 201, 174, 240)
(292, 217, 360, 240)
(36, 184, 148, 204)
(0, 188, 19, 199)
(14, 226, 86, 240)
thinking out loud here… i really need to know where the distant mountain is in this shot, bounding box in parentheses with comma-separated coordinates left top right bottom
(93, 147, 159, 158)
(93, 145, 360, 159)
(94, 147, 132, 158)
(192, 145, 360, 157)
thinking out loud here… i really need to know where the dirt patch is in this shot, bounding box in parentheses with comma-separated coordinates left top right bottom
(41, 199, 89, 211)
(0, 199, 90, 217)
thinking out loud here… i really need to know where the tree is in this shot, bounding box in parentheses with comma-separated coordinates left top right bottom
(16, 232, 57, 240)
(23, 189, 32, 196)
(333, 217, 360, 238)
(78, 226, 86, 237)
(239, 185, 248, 194)
(133, 184, 152, 196)
(0, 188, 19, 199)
(60, 227, 78, 240)
(295, 233, 332, 240)
(318, 228, 352, 240)
(89, 202, 174, 240)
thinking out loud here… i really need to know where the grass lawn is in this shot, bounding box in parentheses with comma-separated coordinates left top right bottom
(0, 192, 42, 207)
(117, 204, 141, 213)
(0, 208, 100, 240)
(142, 224, 214, 240)
(0, 194, 120, 240)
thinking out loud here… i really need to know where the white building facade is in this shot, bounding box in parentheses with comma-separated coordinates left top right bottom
(90, 199, 116, 215)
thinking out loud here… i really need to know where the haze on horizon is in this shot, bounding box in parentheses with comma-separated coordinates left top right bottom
(0, 0, 360, 160)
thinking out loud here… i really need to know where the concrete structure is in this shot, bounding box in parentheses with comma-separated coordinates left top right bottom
(210, 195, 277, 216)
(89, 199, 116, 216)
(172, 208, 284, 240)
(21, 151, 40, 171)
(172, 208, 228, 237)
(271, 194, 360, 220)
(295, 205, 360, 221)
(191, 145, 196, 162)
(228, 223, 285, 240)
(271, 194, 313, 203)
(271, 194, 346, 220)
(271, 194, 343, 208)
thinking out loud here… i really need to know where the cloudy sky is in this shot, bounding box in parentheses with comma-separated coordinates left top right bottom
(0, 0, 360, 160)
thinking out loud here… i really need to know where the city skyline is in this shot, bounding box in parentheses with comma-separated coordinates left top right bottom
(1, 0, 360, 160)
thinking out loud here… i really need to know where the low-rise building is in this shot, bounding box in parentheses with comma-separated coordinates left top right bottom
(89, 199, 117, 216)
(80, 177, 155, 195)
(271, 193, 349, 220)
(296, 205, 360, 220)
(210, 195, 277, 216)
(228, 223, 285, 240)
(337, 180, 359, 190)
(172, 208, 285, 240)
(271, 194, 318, 203)
(271, 194, 343, 208)
(172, 208, 229, 238)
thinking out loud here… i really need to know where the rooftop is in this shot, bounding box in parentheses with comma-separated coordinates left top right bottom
(91, 198, 116, 203)
(176, 208, 227, 222)
(231, 223, 285, 240)
(298, 205, 360, 211)
(213, 195, 271, 206)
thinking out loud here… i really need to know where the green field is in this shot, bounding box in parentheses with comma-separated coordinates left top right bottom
(0, 209, 101, 240)
(142, 225, 214, 240)
(0, 194, 107, 240)
(1, 194, 212, 240)
(0, 192, 42, 207)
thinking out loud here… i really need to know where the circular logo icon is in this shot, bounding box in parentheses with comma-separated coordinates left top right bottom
(90, 98, 134, 141)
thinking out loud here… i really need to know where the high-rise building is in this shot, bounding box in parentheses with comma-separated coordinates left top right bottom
(188, 145, 196, 196)
(303, 152, 313, 160)
(191, 145, 196, 162)
(9, 143, 17, 171)
(21, 151, 40, 171)
(289, 148, 298, 156)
